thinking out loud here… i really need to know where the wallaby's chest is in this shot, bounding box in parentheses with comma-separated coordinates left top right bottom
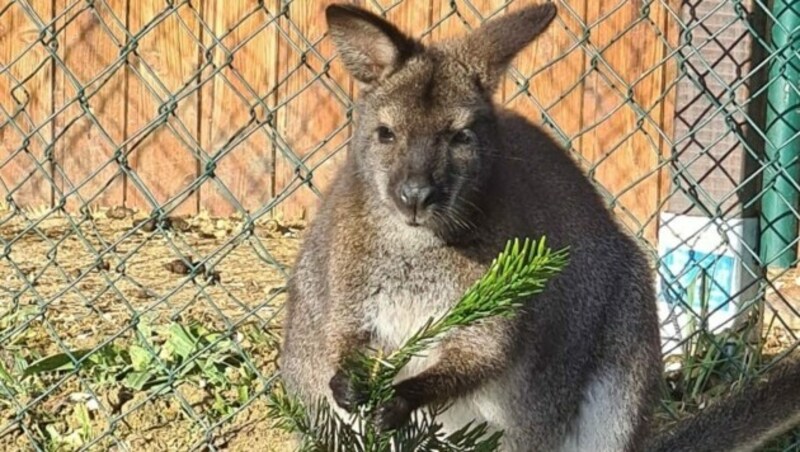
(361, 250, 463, 353)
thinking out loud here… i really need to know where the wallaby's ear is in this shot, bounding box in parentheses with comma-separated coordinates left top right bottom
(461, 3, 557, 93)
(325, 4, 419, 84)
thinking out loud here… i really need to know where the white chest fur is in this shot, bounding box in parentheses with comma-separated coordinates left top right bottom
(361, 241, 461, 379)
(365, 279, 456, 348)
(366, 282, 456, 380)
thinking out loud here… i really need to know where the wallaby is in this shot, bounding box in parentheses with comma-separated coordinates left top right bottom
(279, 2, 800, 451)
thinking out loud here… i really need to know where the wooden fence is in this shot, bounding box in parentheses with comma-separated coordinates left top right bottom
(1, 0, 679, 242)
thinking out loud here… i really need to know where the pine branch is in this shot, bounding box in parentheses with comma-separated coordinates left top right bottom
(269, 237, 568, 451)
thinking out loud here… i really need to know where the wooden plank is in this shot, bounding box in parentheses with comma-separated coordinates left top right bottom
(632, 2, 679, 243)
(199, 0, 279, 217)
(653, 0, 681, 242)
(579, 0, 677, 244)
(0, 0, 53, 210)
(53, 0, 128, 211)
(272, 0, 356, 221)
(125, 1, 200, 215)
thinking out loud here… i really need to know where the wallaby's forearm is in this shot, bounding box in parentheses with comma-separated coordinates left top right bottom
(393, 348, 503, 410)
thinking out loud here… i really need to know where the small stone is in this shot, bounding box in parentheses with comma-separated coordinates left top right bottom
(199, 223, 216, 238)
(205, 270, 221, 285)
(133, 218, 156, 233)
(106, 206, 133, 220)
(164, 259, 191, 275)
(86, 398, 100, 411)
(19, 266, 36, 276)
(169, 217, 191, 232)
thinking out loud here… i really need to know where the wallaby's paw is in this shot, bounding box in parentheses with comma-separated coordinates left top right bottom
(374, 395, 413, 432)
(329, 369, 367, 412)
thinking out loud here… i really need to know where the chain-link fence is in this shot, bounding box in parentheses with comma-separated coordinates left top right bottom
(1, 0, 799, 450)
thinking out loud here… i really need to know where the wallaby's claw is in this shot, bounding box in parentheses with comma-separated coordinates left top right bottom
(373, 395, 413, 432)
(329, 369, 367, 412)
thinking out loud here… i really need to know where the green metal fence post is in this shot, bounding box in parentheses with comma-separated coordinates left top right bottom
(759, 0, 800, 269)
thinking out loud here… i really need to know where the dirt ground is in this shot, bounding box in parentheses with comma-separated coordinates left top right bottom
(1, 208, 799, 451)
(0, 208, 300, 451)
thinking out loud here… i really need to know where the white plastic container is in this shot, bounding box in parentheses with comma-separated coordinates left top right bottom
(656, 212, 760, 356)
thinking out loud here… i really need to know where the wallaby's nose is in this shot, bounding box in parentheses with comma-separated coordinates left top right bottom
(399, 180, 434, 210)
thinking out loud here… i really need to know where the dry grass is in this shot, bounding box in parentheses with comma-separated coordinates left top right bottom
(0, 208, 299, 451)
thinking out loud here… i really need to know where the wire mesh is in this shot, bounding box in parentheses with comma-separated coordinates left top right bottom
(1, 0, 799, 450)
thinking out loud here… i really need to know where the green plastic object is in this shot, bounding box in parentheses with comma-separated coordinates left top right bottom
(760, 0, 800, 268)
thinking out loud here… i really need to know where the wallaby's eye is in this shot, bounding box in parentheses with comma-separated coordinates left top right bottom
(377, 126, 396, 144)
(451, 128, 476, 146)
